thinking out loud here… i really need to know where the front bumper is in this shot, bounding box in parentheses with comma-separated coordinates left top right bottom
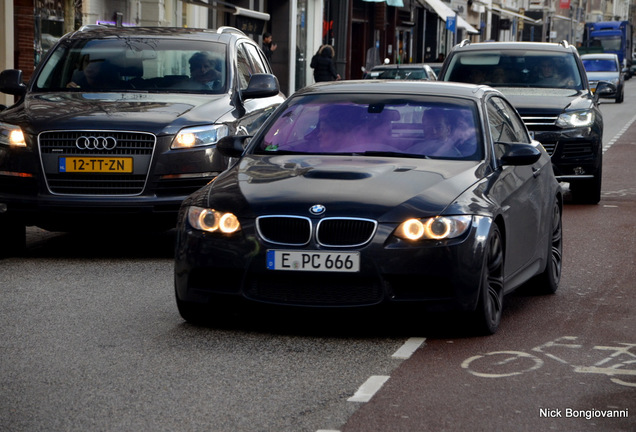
(174, 216, 493, 312)
(0, 133, 223, 231)
(532, 127, 602, 182)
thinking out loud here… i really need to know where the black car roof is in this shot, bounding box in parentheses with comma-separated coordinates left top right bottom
(296, 80, 496, 99)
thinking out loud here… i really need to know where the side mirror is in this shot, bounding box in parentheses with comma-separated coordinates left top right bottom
(498, 142, 542, 166)
(593, 81, 616, 101)
(216, 135, 251, 158)
(0, 69, 27, 96)
(241, 73, 280, 100)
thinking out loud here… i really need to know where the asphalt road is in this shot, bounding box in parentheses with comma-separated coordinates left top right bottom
(343, 83, 636, 432)
(1, 82, 635, 432)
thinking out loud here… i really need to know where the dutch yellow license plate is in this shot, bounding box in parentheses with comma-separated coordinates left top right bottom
(59, 157, 133, 173)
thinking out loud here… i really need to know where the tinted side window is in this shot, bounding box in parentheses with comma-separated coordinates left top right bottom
(236, 44, 252, 90)
(487, 96, 530, 143)
(243, 43, 269, 74)
(236, 42, 269, 91)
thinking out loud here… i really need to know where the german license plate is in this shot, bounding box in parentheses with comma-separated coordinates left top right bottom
(267, 250, 360, 272)
(59, 157, 133, 173)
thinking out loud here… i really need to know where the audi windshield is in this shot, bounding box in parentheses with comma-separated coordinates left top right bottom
(34, 38, 228, 93)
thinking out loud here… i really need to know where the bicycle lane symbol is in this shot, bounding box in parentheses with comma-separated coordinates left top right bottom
(461, 336, 636, 387)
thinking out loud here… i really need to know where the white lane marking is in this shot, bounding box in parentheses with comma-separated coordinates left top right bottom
(392, 337, 426, 359)
(603, 112, 636, 153)
(347, 375, 390, 402)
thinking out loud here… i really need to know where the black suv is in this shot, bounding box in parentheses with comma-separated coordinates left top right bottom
(0, 26, 285, 254)
(439, 41, 612, 204)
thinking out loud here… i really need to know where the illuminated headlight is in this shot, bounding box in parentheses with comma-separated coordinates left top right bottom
(171, 124, 229, 149)
(556, 110, 594, 128)
(187, 206, 241, 234)
(0, 122, 27, 147)
(395, 215, 472, 241)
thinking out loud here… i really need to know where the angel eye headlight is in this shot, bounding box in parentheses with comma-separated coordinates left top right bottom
(187, 206, 241, 234)
(219, 212, 240, 233)
(396, 216, 472, 241)
(172, 124, 229, 149)
(556, 110, 594, 128)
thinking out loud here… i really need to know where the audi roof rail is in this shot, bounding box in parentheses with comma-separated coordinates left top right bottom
(458, 39, 471, 48)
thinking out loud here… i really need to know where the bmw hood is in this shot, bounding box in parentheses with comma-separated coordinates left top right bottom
(8, 92, 231, 135)
(206, 155, 484, 221)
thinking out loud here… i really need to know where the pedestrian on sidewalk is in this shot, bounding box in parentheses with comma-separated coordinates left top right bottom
(310, 45, 340, 82)
(262, 32, 277, 64)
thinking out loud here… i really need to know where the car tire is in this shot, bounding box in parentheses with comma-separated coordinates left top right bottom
(527, 200, 562, 294)
(616, 87, 624, 103)
(176, 296, 210, 325)
(472, 224, 504, 335)
(0, 218, 26, 258)
(570, 160, 602, 204)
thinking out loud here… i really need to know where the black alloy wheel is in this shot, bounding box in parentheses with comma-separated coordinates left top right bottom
(473, 225, 505, 335)
(529, 201, 563, 294)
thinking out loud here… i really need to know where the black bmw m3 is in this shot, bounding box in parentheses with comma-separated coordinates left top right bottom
(174, 80, 564, 335)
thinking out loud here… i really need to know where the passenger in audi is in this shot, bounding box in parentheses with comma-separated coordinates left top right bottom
(67, 55, 119, 89)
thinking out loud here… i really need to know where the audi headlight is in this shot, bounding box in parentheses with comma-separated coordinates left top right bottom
(556, 110, 594, 128)
(187, 206, 241, 234)
(0, 122, 26, 147)
(395, 216, 472, 241)
(171, 124, 229, 149)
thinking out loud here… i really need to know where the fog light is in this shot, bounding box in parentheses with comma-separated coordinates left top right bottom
(573, 167, 585, 175)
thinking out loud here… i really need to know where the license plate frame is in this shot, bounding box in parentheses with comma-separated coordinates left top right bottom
(266, 250, 360, 272)
(59, 157, 133, 173)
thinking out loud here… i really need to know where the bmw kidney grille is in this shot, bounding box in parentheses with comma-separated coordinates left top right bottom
(256, 216, 377, 247)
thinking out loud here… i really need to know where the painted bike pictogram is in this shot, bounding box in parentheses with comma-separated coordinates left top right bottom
(461, 336, 636, 388)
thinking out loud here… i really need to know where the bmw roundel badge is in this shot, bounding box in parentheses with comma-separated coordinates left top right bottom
(309, 204, 326, 215)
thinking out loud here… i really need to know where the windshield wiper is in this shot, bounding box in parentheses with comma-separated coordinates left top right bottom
(353, 151, 428, 159)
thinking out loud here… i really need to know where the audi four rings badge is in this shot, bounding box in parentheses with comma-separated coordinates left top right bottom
(309, 204, 326, 215)
(76, 136, 117, 150)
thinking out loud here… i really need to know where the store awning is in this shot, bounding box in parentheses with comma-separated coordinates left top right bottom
(362, 0, 406, 6)
(420, 0, 480, 34)
(490, 5, 542, 25)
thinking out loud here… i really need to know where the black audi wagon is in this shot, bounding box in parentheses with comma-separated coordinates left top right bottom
(0, 25, 285, 255)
